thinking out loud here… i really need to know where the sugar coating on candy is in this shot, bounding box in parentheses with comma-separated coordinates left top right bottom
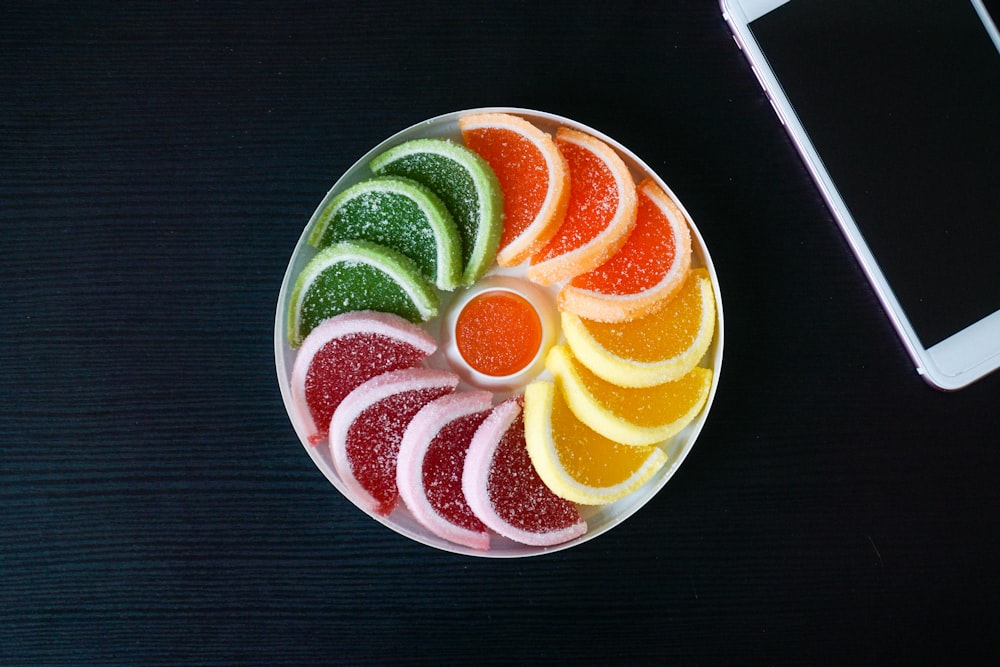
(378, 153, 480, 230)
(422, 412, 492, 531)
(526, 128, 636, 285)
(545, 344, 711, 447)
(523, 381, 668, 505)
(319, 187, 438, 266)
(459, 113, 570, 267)
(304, 334, 426, 442)
(462, 396, 586, 547)
(346, 388, 452, 515)
(308, 177, 461, 291)
(397, 392, 493, 550)
(370, 139, 502, 285)
(291, 311, 436, 445)
(557, 178, 694, 324)
(545, 389, 663, 488)
(287, 240, 440, 348)
(330, 368, 459, 516)
(560, 270, 715, 390)
(535, 141, 617, 258)
(486, 412, 582, 532)
(578, 269, 712, 362)
(299, 249, 430, 328)
(571, 179, 687, 295)
(464, 128, 548, 248)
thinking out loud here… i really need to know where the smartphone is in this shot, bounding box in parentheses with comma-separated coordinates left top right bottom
(721, 0, 1000, 390)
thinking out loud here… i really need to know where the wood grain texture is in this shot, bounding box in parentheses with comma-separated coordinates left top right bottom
(2, 2, 999, 665)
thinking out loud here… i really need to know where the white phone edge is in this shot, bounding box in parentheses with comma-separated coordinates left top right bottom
(720, 0, 1000, 390)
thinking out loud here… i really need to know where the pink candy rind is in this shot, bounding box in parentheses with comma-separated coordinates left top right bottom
(397, 391, 494, 551)
(462, 397, 587, 547)
(329, 367, 459, 516)
(290, 311, 437, 444)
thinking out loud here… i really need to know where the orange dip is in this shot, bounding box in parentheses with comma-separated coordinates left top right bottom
(455, 291, 542, 377)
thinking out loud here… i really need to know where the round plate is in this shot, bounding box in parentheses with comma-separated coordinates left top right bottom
(275, 108, 724, 558)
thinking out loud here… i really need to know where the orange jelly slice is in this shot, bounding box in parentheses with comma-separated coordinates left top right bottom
(525, 128, 636, 285)
(579, 268, 712, 363)
(455, 290, 543, 377)
(459, 113, 569, 267)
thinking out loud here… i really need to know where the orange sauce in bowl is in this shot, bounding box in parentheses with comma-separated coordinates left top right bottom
(455, 290, 543, 377)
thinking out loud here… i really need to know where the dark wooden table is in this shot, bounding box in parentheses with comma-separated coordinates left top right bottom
(3, 2, 998, 664)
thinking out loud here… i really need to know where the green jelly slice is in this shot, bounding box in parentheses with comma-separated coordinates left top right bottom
(308, 176, 462, 291)
(370, 138, 503, 286)
(287, 240, 439, 347)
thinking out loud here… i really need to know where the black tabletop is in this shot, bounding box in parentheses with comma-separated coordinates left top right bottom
(3, 2, 998, 665)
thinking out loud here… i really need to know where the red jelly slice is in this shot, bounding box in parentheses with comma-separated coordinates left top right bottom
(397, 392, 493, 550)
(330, 368, 459, 516)
(290, 311, 436, 445)
(462, 395, 586, 547)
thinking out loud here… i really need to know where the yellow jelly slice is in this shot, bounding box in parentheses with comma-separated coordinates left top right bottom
(562, 267, 715, 387)
(523, 381, 668, 505)
(546, 344, 712, 447)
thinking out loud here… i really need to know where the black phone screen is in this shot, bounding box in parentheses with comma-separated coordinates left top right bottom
(750, 0, 1000, 346)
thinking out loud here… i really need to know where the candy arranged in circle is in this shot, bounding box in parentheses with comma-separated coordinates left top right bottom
(275, 108, 723, 557)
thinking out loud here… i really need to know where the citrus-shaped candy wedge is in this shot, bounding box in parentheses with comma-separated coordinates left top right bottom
(523, 382, 668, 505)
(396, 391, 494, 551)
(330, 368, 459, 517)
(462, 395, 586, 546)
(526, 128, 637, 286)
(558, 177, 692, 322)
(287, 239, 438, 347)
(459, 112, 569, 267)
(562, 268, 715, 387)
(370, 138, 503, 286)
(546, 345, 712, 447)
(307, 175, 462, 291)
(290, 311, 437, 446)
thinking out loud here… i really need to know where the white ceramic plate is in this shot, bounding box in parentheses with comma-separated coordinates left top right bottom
(275, 108, 724, 558)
